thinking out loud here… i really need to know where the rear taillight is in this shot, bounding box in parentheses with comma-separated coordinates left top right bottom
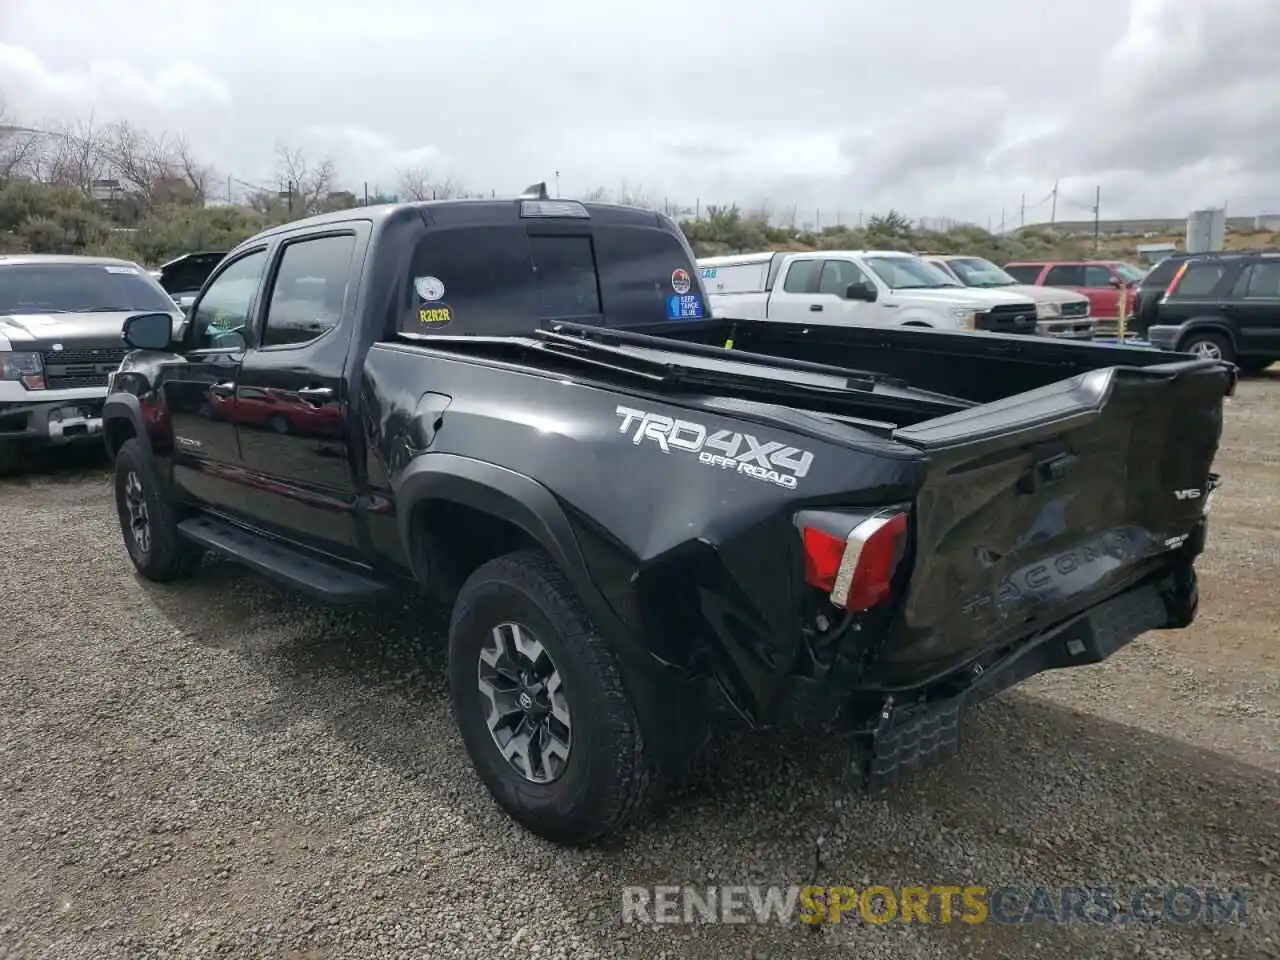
(1164, 261, 1189, 300)
(795, 509, 910, 612)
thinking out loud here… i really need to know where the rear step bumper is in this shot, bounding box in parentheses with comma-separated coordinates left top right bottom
(855, 560, 1198, 791)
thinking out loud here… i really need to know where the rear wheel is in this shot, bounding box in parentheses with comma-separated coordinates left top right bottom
(1179, 330, 1234, 363)
(113, 438, 204, 581)
(447, 549, 652, 845)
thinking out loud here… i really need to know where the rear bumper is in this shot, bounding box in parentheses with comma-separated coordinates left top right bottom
(857, 553, 1201, 790)
(0, 396, 106, 446)
(1146, 324, 1183, 351)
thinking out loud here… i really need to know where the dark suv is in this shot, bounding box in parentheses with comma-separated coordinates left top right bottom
(1146, 251, 1280, 374)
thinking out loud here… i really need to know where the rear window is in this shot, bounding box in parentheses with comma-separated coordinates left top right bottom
(401, 222, 704, 336)
(0, 263, 176, 314)
(1142, 258, 1182, 290)
(1003, 264, 1042, 283)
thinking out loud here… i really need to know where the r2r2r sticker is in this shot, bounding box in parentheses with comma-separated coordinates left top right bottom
(671, 268, 691, 295)
(414, 276, 445, 301)
(418, 305, 453, 327)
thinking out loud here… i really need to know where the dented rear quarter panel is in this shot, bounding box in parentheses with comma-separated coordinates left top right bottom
(360, 342, 929, 720)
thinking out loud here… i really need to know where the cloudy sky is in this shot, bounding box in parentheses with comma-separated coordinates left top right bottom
(2, 0, 1278, 227)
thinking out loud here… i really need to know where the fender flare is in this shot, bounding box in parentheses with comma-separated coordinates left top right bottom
(1175, 318, 1237, 350)
(394, 454, 630, 651)
(102, 393, 147, 460)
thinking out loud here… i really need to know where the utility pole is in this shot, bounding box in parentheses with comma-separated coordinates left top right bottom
(1000, 207, 1006, 233)
(1020, 193, 1026, 228)
(1092, 185, 1101, 253)
(363, 181, 369, 205)
(226, 174, 232, 203)
(554, 170, 560, 198)
(1050, 180, 1058, 227)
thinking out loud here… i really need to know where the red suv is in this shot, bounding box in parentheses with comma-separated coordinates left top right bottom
(1003, 260, 1147, 334)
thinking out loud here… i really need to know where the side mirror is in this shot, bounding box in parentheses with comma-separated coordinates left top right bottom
(1108, 276, 1123, 288)
(121, 311, 176, 350)
(846, 281, 877, 302)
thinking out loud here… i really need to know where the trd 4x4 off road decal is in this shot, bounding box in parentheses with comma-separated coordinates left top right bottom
(615, 405, 814, 489)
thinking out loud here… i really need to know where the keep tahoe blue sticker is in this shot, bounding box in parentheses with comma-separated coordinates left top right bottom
(667, 293, 705, 320)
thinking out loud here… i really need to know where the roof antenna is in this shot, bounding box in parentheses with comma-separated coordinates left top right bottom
(518, 181, 550, 200)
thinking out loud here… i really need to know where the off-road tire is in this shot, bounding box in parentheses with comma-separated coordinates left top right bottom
(447, 549, 652, 845)
(114, 438, 204, 582)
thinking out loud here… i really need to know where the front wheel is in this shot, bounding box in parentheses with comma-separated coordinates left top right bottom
(113, 438, 204, 581)
(1236, 357, 1273, 376)
(447, 550, 652, 845)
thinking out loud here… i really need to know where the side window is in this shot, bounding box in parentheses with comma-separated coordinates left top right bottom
(1044, 264, 1085, 286)
(817, 260, 869, 296)
(189, 250, 267, 350)
(1176, 263, 1228, 298)
(261, 234, 356, 348)
(1083, 265, 1116, 287)
(404, 226, 538, 336)
(1003, 264, 1043, 283)
(528, 235, 602, 319)
(782, 260, 819, 293)
(1243, 261, 1280, 298)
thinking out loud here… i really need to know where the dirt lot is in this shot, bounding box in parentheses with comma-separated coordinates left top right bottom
(1, 375, 1278, 960)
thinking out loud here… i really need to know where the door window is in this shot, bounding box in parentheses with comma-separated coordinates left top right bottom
(189, 250, 267, 350)
(1239, 261, 1280, 298)
(261, 234, 357, 348)
(1083, 265, 1116, 287)
(781, 260, 819, 293)
(1176, 263, 1229, 298)
(527, 235, 602, 318)
(1003, 264, 1043, 283)
(817, 260, 870, 296)
(1043, 264, 1086, 286)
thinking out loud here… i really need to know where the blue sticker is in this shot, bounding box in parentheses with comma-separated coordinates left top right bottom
(701, 267, 718, 279)
(667, 294, 706, 320)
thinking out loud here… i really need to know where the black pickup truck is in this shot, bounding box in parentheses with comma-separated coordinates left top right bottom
(103, 190, 1233, 845)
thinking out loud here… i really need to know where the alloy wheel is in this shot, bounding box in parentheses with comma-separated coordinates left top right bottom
(476, 621, 572, 783)
(123, 470, 152, 555)
(1188, 339, 1223, 360)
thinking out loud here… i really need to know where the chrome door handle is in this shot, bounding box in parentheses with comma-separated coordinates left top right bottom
(210, 381, 235, 398)
(297, 385, 335, 404)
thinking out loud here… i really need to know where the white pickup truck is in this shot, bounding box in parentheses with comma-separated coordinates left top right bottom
(697, 250, 1042, 335)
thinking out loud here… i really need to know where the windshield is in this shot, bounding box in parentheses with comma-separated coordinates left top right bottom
(944, 257, 1018, 287)
(865, 255, 962, 290)
(0, 263, 177, 315)
(1114, 262, 1147, 283)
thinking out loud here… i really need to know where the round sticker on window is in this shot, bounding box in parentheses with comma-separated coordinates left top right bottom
(671, 268, 691, 295)
(414, 276, 445, 302)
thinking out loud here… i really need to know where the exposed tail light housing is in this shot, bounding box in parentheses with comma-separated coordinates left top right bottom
(795, 509, 910, 612)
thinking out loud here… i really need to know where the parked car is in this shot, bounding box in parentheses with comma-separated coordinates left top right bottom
(103, 194, 1230, 846)
(0, 254, 183, 474)
(1002, 260, 1147, 334)
(699, 250, 1041, 335)
(153, 250, 228, 311)
(1145, 251, 1280, 374)
(918, 254, 1094, 339)
(1131, 249, 1280, 335)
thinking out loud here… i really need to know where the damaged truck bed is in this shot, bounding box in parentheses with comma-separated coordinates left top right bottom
(103, 194, 1235, 845)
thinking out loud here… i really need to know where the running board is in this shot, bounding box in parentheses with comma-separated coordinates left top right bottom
(177, 515, 394, 603)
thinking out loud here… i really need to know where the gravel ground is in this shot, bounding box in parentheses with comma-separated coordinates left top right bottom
(2, 374, 1278, 960)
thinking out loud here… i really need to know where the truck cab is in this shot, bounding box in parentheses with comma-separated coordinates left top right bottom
(699, 250, 1041, 335)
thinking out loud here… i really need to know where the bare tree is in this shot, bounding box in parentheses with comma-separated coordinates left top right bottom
(579, 186, 611, 202)
(396, 164, 462, 201)
(614, 180, 658, 209)
(275, 143, 337, 216)
(41, 115, 105, 193)
(173, 135, 212, 204)
(0, 93, 43, 181)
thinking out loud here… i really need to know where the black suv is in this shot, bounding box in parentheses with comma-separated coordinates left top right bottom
(1146, 251, 1280, 374)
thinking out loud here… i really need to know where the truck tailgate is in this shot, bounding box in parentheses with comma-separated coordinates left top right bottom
(882, 359, 1233, 681)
